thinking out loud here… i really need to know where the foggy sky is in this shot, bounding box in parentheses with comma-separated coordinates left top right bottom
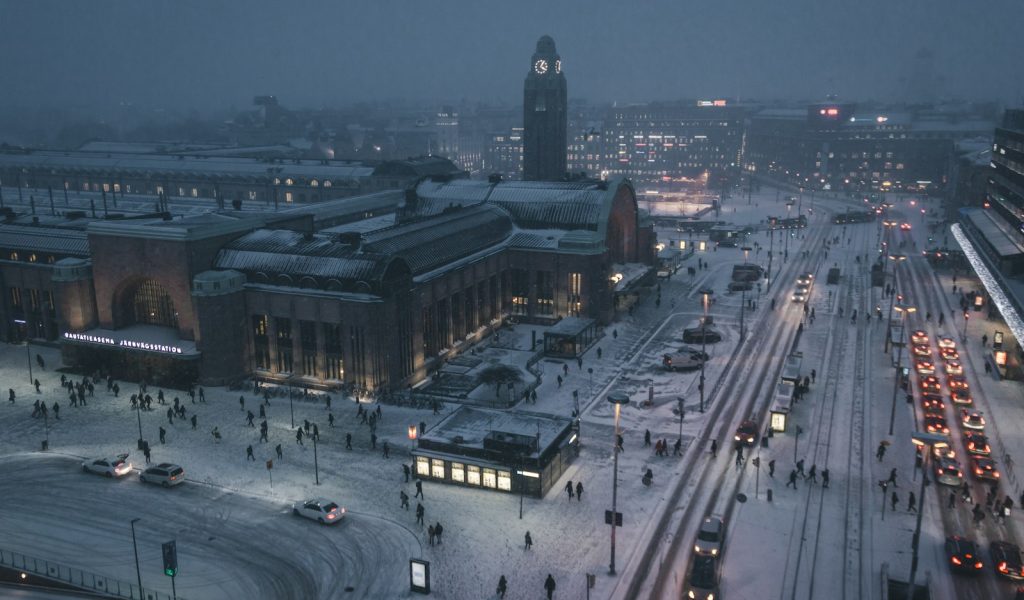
(1, 0, 1021, 114)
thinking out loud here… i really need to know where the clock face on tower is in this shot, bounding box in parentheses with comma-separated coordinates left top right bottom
(555, 59, 561, 73)
(534, 59, 548, 74)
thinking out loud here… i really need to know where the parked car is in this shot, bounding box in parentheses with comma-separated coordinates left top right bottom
(946, 536, 983, 573)
(82, 453, 132, 478)
(963, 431, 991, 456)
(139, 463, 185, 487)
(693, 516, 725, 557)
(991, 541, 1024, 580)
(292, 498, 346, 525)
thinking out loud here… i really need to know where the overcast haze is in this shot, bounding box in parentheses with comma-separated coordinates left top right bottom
(1, 0, 1022, 113)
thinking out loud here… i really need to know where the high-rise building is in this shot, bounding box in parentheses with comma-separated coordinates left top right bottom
(522, 36, 567, 181)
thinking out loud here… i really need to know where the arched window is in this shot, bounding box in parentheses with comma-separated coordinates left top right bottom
(132, 280, 179, 329)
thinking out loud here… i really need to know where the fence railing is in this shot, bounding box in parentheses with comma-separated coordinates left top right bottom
(0, 547, 182, 600)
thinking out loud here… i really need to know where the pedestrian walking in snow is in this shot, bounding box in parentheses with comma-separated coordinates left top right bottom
(434, 522, 443, 544)
(787, 470, 798, 489)
(415, 480, 424, 499)
(143, 446, 151, 464)
(887, 468, 899, 487)
(313, 424, 320, 441)
(565, 480, 574, 500)
(768, 459, 776, 477)
(159, 426, 166, 444)
(371, 432, 377, 449)
(345, 433, 352, 450)
(382, 441, 390, 458)
(673, 438, 682, 456)
(52, 402, 60, 419)
(644, 430, 652, 446)
(891, 492, 899, 511)
(908, 492, 917, 512)
(8, 389, 14, 404)
(556, 375, 563, 388)
(113, 383, 119, 397)
(617, 434, 624, 452)
(34, 379, 40, 393)
(806, 464, 818, 483)
(400, 490, 409, 510)
(296, 428, 304, 445)
(811, 369, 816, 383)
(166, 407, 174, 425)
(275, 444, 282, 460)
(403, 463, 410, 482)
(259, 405, 265, 419)
(576, 481, 583, 501)
(822, 469, 830, 488)
(796, 459, 805, 477)
(246, 445, 255, 461)
(428, 525, 436, 546)
(239, 396, 245, 411)
(544, 574, 556, 600)
(497, 575, 507, 599)
(710, 439, 718, 457)
(524, 531, 533, 550)
(416, 503, 425, 525)
(735, 447, 744, 468)
(303, 420, 311, 435)
(328, 413, 335, 427)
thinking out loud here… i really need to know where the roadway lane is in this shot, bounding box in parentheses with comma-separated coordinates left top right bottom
(0, 453, 420, 599)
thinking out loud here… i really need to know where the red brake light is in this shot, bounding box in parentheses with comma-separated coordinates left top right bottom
(327, 513, 335, 519)
(952, 556, 962, 565)
(999, 561, 1008, 572)
(975, 562, 983, 569)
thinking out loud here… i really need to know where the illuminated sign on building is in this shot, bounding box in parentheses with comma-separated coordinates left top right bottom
(63, 332, 184, 354)
(697, 99, 728, 107)
(819, 107, 840, 117)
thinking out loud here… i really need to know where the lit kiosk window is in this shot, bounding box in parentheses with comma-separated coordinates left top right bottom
(410, 406, 578, 497)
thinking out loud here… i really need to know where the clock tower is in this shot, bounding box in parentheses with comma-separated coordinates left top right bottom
(523, 35, 567, 182)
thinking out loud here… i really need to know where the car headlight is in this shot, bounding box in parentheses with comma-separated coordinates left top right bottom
(688, 591, 696, 599)
(711, 548, 718, 556)
(694, 544, 700, 552)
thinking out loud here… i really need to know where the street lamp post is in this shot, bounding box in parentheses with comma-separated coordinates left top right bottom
(130, 518, 144, 599)
(698, 287, 714, 413)
(677, 397, 685, 441)
(962, 311, 970, 342)
(767, 218, 776, 291)
(784, 201, 794, 259)
(607, 392, 630, 575)
(26, 340, 33, 384)
(888, 303, 917, 436)
(908, 432, 949, 600)
(136, 402, 143, 447)
(313, 433, 320, 485)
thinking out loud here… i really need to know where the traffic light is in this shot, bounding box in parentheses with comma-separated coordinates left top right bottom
(162, 540, 177, 577)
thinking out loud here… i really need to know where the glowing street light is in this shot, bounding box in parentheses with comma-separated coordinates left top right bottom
(888, 302, 917, 435)
(607, 391, 630, 575)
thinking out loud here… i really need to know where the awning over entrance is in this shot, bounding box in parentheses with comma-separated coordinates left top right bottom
(62, 325, 200, 358)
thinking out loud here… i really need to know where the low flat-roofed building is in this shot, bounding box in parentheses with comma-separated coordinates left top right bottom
(412, 406, 578, 497)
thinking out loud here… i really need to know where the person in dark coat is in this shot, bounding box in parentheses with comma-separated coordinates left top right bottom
(296, 428, 304, 445)
(524, 531, 533, 550)
(400, 490, 409, 510)
(345, 433, 352, 450)
(434, 522, 443, 544)
(415, 480, 424, 499)
(403, 463, 410, 482)
(575, 481, 583, 501)
(496, 575, 507, 598)
(544, 574, 556, 599)
(246, 445, 255, 461)
(565, 480, 574, 500)
(427, 524, 435, 546)
(275, 444, 282, 460)
(166, 407, 174, 425)
(416, 503, 425, 525)
(159, 426, 166, 444)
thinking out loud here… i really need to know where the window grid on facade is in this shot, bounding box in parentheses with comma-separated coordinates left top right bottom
(324, 323, 344, 381)
(252, 315, 270, 370)
(568, 272, 582, 316)
(132, 280, 178, 329)
(276, 317, 293, 373)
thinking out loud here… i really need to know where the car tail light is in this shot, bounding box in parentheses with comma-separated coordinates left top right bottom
(952, 556, 962, 565)
(975, 562, 983, 569)
(1000, 561, 1008, 572)
(327, 513, 335, 519)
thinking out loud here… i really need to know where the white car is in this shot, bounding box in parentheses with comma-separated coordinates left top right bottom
(82, 454, 132, 478)
(139, 463, 185, 487)
(292, 498, 346, 525)
(694, 516, 725, 556)
(961, 409, 986, 431)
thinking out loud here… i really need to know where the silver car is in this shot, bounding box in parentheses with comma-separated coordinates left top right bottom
(694, 516, 725, 556)
(139, 463, 185, 487)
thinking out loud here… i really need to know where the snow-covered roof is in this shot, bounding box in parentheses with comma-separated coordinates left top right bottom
(419, 406, 572, 458)
(0, 224, 90, 256)
(0, 150, 375, 181)
(215, 229, 390, 284)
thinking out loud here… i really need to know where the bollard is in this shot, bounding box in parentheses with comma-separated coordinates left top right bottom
(41, 440, 48, 451)
(767, 488, 773, 502)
